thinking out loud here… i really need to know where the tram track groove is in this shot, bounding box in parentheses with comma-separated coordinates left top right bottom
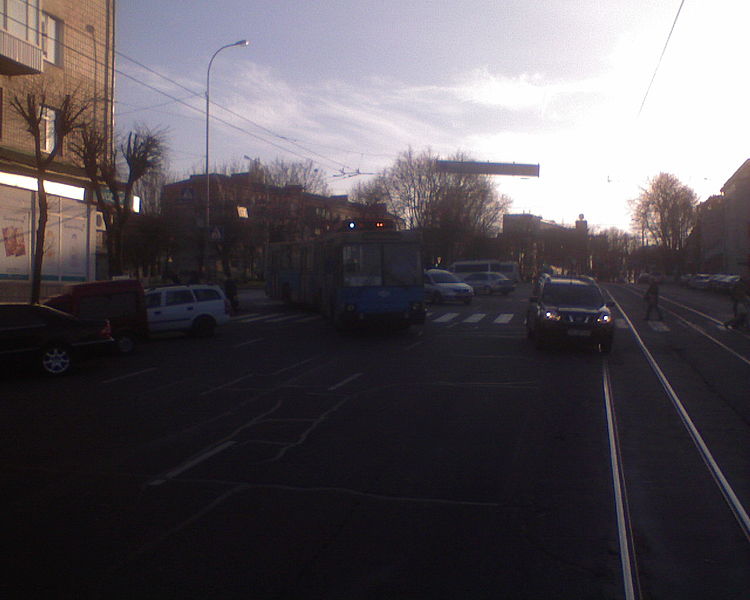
(607, 289, 750, 542)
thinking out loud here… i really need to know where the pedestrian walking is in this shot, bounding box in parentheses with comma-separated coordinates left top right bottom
(644, 276, 663, 320)
(724, 286, 748, 330)
(730, 279, 748, 317)
(224, 277, 239, 312)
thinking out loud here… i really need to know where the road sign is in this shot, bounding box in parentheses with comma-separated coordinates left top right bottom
(436, 160, 540, 177)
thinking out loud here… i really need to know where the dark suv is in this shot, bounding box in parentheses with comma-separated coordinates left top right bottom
(526, 275, 615, 352)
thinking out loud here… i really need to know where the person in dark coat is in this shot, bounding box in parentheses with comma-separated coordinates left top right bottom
(724, 286, 748, 330)
(644, 276, 663, 320)
(224, 277, 238, 312)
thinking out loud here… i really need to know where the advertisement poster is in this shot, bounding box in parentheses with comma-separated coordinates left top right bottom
(0, 186, 31, 280)
(41, 212, 60, 280)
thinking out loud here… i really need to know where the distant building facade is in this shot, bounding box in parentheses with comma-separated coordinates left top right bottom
(502, 213, 589, 277)
(161, 173, 392, 280)
(692, 159, 750, 278)
(0, 0, 115, 300)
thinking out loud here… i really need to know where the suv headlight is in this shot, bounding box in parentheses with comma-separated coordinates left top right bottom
(543, 309, 561, 321)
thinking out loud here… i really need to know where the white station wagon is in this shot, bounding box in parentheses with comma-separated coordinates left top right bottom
(144, 284, 231, 336)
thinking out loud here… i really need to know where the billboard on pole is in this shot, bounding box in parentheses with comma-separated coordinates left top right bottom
(436, 160, 540, 177)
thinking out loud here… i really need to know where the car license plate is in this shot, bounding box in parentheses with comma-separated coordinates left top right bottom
(568, 329, 591, 337)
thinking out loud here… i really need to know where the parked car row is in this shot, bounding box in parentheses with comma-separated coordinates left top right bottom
(680, 273, 742, 293)
(423, 269, 516, 304)
(1, 280, 232, 377)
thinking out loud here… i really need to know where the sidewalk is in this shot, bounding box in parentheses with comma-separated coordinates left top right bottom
(233, 287, 283, 315)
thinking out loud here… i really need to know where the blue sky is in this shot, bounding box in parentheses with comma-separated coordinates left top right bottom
(116, 1, 749, 231)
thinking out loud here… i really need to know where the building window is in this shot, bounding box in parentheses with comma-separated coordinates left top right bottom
(41, 12, 62, 65)
(41, 105, 57, 153)
(3, 0, 40, 44)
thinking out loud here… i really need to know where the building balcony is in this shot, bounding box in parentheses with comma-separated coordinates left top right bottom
(0, 29, 43, 75)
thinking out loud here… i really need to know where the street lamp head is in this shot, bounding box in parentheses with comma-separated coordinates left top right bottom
(234, 39, 249, 47)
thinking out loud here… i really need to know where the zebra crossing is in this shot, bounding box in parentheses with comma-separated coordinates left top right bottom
(233, 310, 522, 327)
(232, 310, 639, 330)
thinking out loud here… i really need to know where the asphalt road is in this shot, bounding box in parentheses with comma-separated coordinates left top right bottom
(2, 282, 749, 599)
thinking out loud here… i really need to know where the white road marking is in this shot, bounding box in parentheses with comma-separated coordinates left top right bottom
(237, 312, 285, 323)
(231, 312, 260, 321)
(149, 440, 237, 486)
(327, 372, 363, 391)
(101, 368, 157, 384)
(294, 315, 323, 323)
(233, 337, 263, 348)
(265, 314, 303, 323)
(433, 312, 459, 323)
(464, 313, 486, 323)
(615, 318, 629, 329)
(648, 321, 670, 332)
(493, 313, 513, 324)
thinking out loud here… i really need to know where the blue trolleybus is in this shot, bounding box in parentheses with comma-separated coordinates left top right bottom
(265, 220, 426, 329)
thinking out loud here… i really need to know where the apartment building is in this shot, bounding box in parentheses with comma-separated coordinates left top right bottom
(0, 0, 115, 300)
(162, 173, 391, 281)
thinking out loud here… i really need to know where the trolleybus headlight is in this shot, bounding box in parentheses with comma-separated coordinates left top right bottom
(596, 313, 612, 324)
(543, 309, 561, 321)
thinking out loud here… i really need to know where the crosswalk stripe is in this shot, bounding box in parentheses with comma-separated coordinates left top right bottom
(493, 314, 513, 324)
(464, 313, 486, 323)
(265, 314, 306, 323)
(434, 312, 459, 323)
(238, 312, 285, 323)
(648, 321, 670, 332)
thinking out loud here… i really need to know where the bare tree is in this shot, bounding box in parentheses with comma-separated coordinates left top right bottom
(630, 173, 697, 272)
(72, 125, 166, 276)
(9, 84, 91, 303)
(354, 148, 512, 263)
(249, 157, 331, 195)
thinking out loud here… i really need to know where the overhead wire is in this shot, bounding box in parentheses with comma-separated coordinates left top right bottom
(8, 8, 361, 174)
(637, 0, 686, 117)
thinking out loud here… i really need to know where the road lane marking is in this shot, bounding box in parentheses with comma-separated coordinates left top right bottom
(328, 372, 363, 391)
(493, 314, 513, 324)
(265, 314, 304, 323)
(233, 337, 263, 348)
(149, 440, 237, 486)
(464, 313, 486, 323)
(433, 312, 458, 323)
(101, 368, 157, 384)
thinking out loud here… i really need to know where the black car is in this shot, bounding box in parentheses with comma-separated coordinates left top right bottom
(0, 304, 114, 376)
(526, 276, 615, 352)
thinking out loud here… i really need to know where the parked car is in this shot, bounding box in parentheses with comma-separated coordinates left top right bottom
(0, 304, 113, 376)
(144, 284, 231, 336)
(688, 274, 712, 290)
(525, 276, 614, 352)
(423, 269, 474, 305)
(43, 279, 147, 354)
(460, 271, 515, 295)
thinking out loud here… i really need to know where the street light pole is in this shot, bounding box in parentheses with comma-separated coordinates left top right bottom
(204, 39, 248, 279)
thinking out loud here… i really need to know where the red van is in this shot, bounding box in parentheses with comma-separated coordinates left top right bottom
(44, 279, 148, 354)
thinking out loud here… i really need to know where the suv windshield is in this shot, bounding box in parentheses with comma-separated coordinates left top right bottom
(542, 284, 603, 308)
